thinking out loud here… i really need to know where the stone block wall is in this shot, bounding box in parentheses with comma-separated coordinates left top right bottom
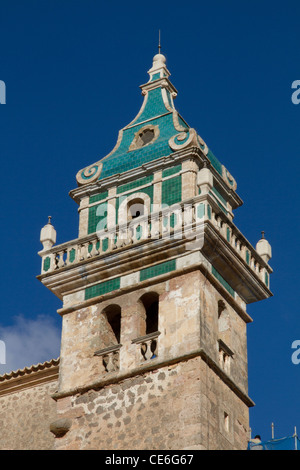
(54, 357, 202, 450)
(54, 355, 249, 450)
(54, 266, 251, 450)
(0, 374, 58, 450)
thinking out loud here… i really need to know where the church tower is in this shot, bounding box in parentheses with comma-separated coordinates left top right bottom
(38, 51, 272, 450)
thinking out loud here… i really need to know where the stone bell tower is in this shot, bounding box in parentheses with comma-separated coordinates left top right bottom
(38, 51, 272, 450)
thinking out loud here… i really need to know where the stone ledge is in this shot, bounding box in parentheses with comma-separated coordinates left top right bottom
(51, 348, 254, 408)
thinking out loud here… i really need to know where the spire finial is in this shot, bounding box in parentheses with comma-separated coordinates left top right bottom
(261, 231, 265, 239)
(158, 30, 161, 54)
(48, 216, 52, 225)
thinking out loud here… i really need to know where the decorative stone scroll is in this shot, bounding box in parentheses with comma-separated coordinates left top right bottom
(168, 128, 199, 151)
(76, 161, 103, 186)
(222, 166, 237, 191)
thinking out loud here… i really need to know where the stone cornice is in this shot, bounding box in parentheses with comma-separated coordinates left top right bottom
(69, 147, 242, 210)
(139, 76, 178, 97)
(52, 250, 252, 326)
(38, 235, 189, 300)
(69, 149, 200, 204)
(51, 348, 254, 408)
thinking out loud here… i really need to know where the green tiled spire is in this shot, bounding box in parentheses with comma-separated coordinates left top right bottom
(75, 52, 237, 193)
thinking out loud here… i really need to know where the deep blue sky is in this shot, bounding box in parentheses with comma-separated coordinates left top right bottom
(0, 0, 299, 444)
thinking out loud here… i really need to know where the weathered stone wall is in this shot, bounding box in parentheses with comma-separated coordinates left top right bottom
(54, 355, 248, 450)
(55, 357, 201, 450)
(57, 271, 202, 396)
(198, 357, 249, 450)
(198, 271, 249, 395)
(54, 268, 251, 450)
(0, 378, 58, 450)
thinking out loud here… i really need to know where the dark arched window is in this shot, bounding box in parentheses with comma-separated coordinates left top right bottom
(140, 292, 159, 335)
(218, 300, 230, 334)
(128, 198, 145, 220)
(103, 304, 121, 345)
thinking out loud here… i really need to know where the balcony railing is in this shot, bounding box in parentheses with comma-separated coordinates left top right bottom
(39, 195, 271, 288)
(94, 344, 122, 373)
(132, 331, 161, 361)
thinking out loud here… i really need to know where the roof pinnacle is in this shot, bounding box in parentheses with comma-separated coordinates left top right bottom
(158, 30, 161, 54)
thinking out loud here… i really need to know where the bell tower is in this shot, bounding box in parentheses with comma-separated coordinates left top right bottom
(38, 51, 272, 450)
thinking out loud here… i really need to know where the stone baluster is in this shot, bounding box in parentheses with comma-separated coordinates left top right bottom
(231, 232, 236, 249)
(174, 206, 183, 237)
(143, 217, 150, 240)
(183, 203, 193, 227)
(150, 214, 161, 239)
(220, 221, 227, 239)
(78, 242, 87, 261)
(255, 261, 260, 275)
(89, 238, 99, 258)
(132, 332, 160, 362)
(102, 352, 118, 372)
(50, 253, 57, 272)
(56, 250, 66, 269)
(162, 212, 170, 235)
(116, 227, 127, 248)
(94, 344, 121, 373)
(240, 244, 246, 262)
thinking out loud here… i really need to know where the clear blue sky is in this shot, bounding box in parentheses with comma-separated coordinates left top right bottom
(0, 0, 299, 444)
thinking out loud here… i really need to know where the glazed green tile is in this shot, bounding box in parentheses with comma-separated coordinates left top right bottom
(98, 114, 188, 181)
(136, 225, 142, 240)
(117, 175, 153, 195)
(162, 175, 181, 206)
(162, 164, 181, 178)
(88, 240, 100, 253)
(207, 149, 223, 176)
(170, 213, 176, 228)
(217, 202, 228, 215)
(78, 67, 228, 198)
(151, 72, 160, 81)
(85, 277, 121, 300)
(140, 259, 176, 282)
(89, 190, 108, 204)
(211, 186, 227, 206)
(43, 256, 51, 272)
(102, 238, 109, 252)
(265, 272, 269, 287)
(212, 266, 235, 297)
(88, 202, 108, 234)
(197, 203, 205, 219)
(207, 204, 212, 220)
(69, 248, 76, 263)
(133, 88, 167, 124)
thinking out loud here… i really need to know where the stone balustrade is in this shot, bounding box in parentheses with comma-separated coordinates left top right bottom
(39, 195, 271, 288)
(132, 331, 161, 362)
(94, 344, 121, 373)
